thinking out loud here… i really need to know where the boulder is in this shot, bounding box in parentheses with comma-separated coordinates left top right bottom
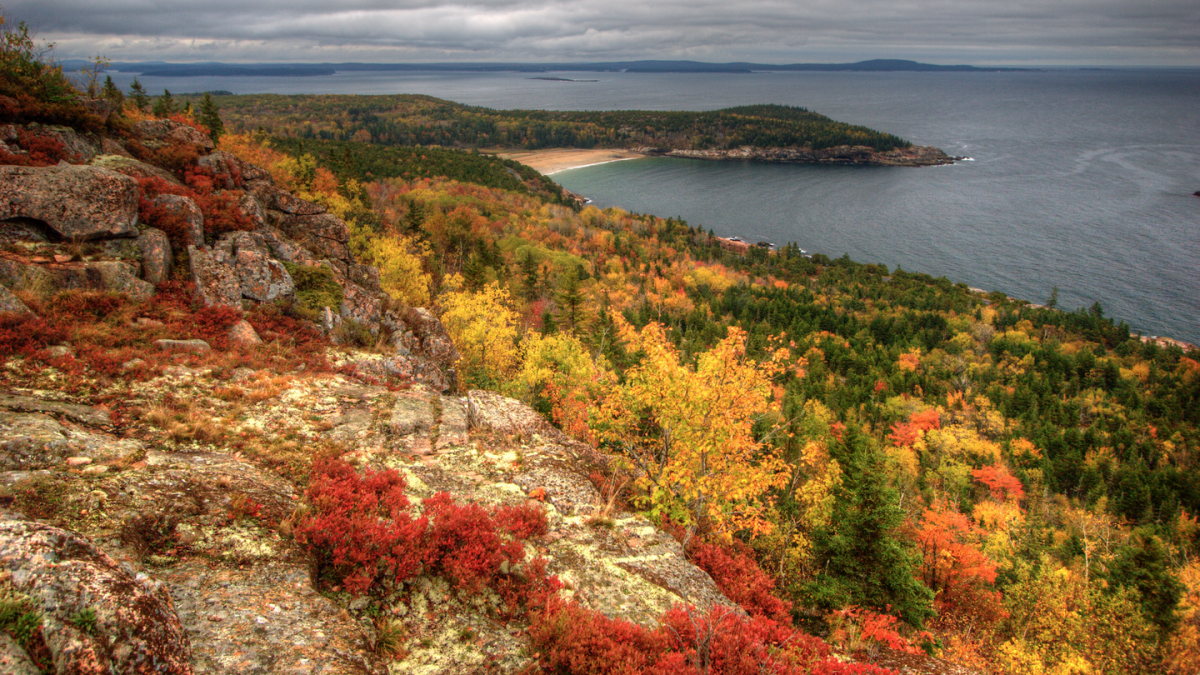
(270, 212, 350, 262)
(246, 180, 325, 216)
(0, 518, 193, 674)
(83, 261, 154, 302)
(227, 319, 262, 347)
(137, 227, 172, 285)
(196, 150, 270, 187)
(339, 279, 381, 327)
(0, 164, 139, 241)
(408, 307, 461, 368)
(187, 246, 240, 308)
(216, 232, 294, 302)
(152, 194, 204, 248)
(237, 193, 266, 230)
(156, 338, 212, 353)
(0, 284, 32, 316)
(90, 153, 180, 186)
(39, 125, 101, 163)
(129, 119, 213, 152)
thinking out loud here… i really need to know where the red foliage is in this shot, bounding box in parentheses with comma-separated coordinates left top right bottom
(529, 597, 674, 675)
(689, 541, 792, 624)
(0, 313, 67, 357)
(0, 129, 77, 166)
(888, 409, 941, 447)
(126, 137, 202, 175)
(424, 491, 526, 592)
(971, 463, 1025, 501)
(135, 173, 253, 246)
(294, 459, 429, 595)
(494, 502, 550, 539)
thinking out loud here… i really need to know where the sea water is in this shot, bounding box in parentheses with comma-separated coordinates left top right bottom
(105, 68, 1200, 343)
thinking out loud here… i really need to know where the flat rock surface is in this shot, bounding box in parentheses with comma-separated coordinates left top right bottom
(0, 164, 140, 240)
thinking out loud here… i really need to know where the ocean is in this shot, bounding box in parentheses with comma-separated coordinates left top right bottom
(105, 68, 1200, 344)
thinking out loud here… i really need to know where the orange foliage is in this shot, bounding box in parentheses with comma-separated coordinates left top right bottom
(972, 463, 1025, 502)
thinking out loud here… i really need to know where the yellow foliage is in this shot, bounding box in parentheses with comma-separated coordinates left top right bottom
(515, 332, 615, 439)
(1164, 561, 1200, 674)
(898, 348, 922, 372)
(439, 277, 519, 389)
(589, 316, 790, 540)
(370, 235, 432, 307)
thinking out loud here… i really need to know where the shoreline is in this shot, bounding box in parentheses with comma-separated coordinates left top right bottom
(494, 149, 645, 175)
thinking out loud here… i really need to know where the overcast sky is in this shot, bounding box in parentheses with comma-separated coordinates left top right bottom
(7, 0, 1200, 67)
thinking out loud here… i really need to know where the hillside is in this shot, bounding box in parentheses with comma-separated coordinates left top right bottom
(2, 27, 1200, 675)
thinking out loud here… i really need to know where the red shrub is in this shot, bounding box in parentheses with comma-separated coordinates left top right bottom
(494, 502, 549, 539)
(0, 129, 77, 166)
(0, 313, 66, 357)
(126, 137, 201, 175)
(528, 597, 673, 675)
(690, 541, 792, 624)
(294, 459, 429, 595)
(187, 305, 241, 349)
(424, 492, 525, 593)
(660, 606, 829, 675)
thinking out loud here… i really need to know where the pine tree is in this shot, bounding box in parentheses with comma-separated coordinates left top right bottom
(521, 255, 540, 301)
(557, 268, 583, 330)
(198, 92, 224, 144)
(127, 77, 148, 111)
(152, 89, 175, 117)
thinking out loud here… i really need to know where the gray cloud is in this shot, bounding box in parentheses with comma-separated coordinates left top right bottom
(7, 0, 1199, 65)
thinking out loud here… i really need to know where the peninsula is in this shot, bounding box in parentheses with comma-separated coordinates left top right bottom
(189, 94, 955, 168)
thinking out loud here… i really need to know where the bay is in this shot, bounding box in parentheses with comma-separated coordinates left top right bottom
(106, 68, 1200, 343)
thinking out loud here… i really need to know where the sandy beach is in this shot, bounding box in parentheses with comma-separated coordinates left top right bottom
(495, 149, 645, 175)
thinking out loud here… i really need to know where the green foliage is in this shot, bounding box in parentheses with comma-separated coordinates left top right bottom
(1105, 531, 1184, 634)
(67, 607, 98, 634)
(198, 92, 224, 144)
(805, 432, 934, 627)
(268, 137, 573, 205)
(152, 89, 176, 118)
(282, 262, 344, 315)
(128, 77, 148, 112)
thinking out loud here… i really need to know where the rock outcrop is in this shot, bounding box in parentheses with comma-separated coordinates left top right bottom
(0, 164, 140, 240)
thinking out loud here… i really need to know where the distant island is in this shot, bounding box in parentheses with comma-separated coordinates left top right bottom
(528, 77, 600, 82)
(94, 58, 1036, 78)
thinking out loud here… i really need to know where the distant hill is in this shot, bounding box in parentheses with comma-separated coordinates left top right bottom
(105, 59, 1035, 77)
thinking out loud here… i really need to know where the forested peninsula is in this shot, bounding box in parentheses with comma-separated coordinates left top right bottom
(182, 93, 956, 166)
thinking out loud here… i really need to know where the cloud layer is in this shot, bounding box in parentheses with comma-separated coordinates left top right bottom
(9, 0, 1200, 66)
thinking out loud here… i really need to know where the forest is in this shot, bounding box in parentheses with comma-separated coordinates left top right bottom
(178, 92, 913, 152)
(218, 120, 1200, 673)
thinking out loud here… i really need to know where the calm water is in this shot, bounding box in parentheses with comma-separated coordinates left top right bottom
(107, 68, 1200, 343)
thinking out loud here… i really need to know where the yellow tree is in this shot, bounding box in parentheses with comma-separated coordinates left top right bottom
(588, 316, 790, 543)
(371, 235, 432, 307)
(439, 276, 519, 389)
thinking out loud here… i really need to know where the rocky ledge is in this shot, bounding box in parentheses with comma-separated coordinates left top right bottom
(638, 144, 959, 167)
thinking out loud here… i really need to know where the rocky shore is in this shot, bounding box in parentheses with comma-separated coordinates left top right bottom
(637, 144, 959, 166)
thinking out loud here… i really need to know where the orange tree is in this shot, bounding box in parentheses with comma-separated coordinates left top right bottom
(588, 315, 790, 544)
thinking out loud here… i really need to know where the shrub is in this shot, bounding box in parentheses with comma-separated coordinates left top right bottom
(0, 128, 76, 166)
(294, 459, 428, 595)
(690, 541, 792, 624)
(0, 11, 101, 130)
(424, 492, 525, 593)
(494, 502, 550, 540)
(283, 262, 344, 313)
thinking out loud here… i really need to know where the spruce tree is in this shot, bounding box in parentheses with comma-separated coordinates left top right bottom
(804, 427, 934, 627)
(152, 89, 175, 117)
(101, 75, 123, 108)
(198, 92, 224, 144)
(128, 77, 148, 111)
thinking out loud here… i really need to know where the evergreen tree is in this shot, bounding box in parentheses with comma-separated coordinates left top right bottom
(805, 428, 934, 627)
(100, 75, 123, 108)
(152, 89, 175, 117)
(557, 268, 583, 330)
(127, 77, 148, 111)
(521, 254, 540, 301)
(198, 92, 224, 144)
(1106, 530, 1184, 635)
(404, 199, 425, 232)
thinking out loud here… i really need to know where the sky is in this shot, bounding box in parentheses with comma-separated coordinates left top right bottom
(6, 0, 1200, 67)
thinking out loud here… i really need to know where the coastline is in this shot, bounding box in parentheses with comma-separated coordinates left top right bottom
(495, 149, 645, 175)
